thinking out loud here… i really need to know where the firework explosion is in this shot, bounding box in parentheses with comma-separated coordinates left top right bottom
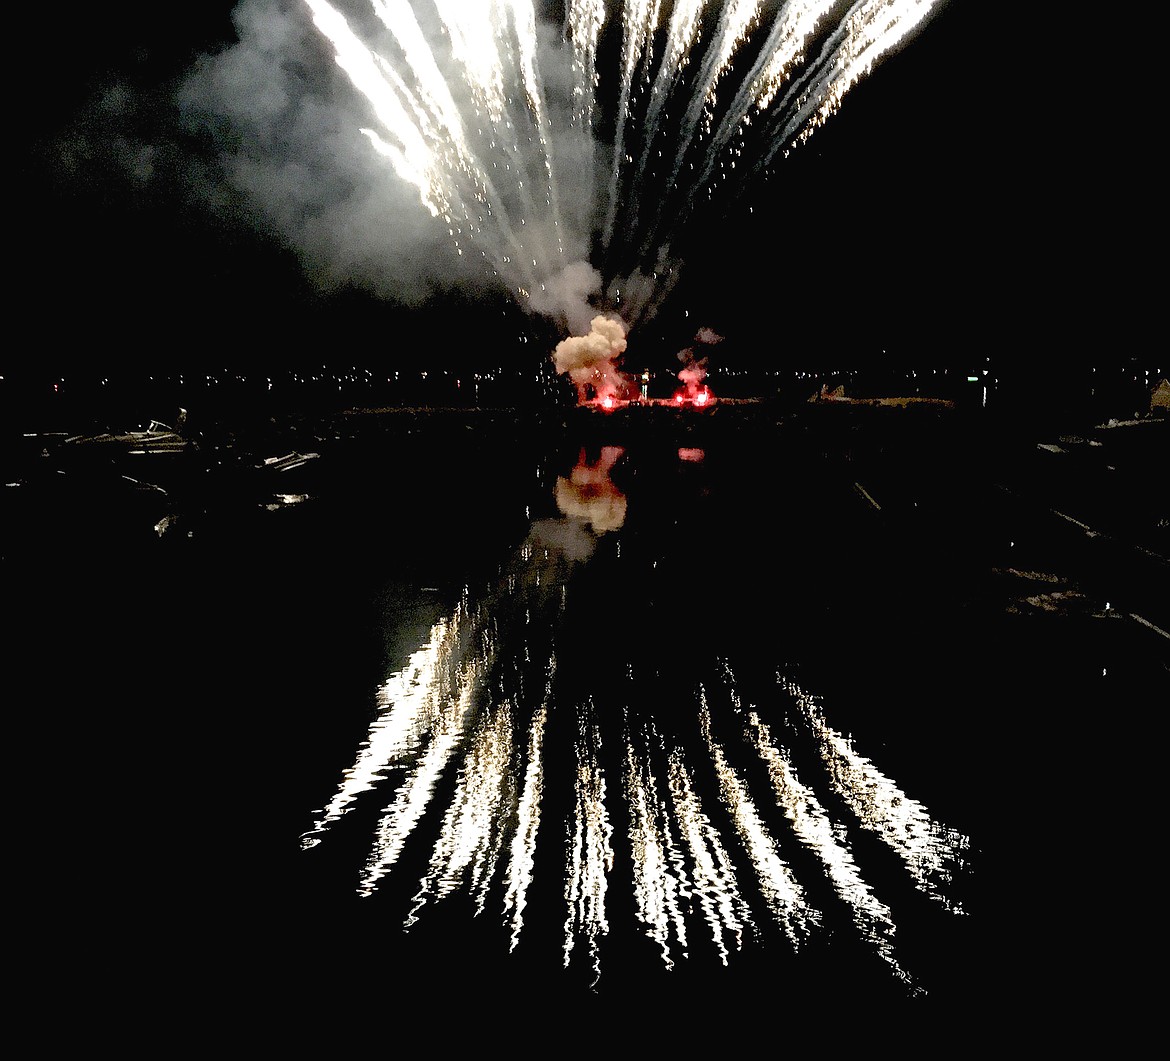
(186, 0, 945, 346)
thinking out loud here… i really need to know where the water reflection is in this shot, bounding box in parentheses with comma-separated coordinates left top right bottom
(301, 441, 970, 994)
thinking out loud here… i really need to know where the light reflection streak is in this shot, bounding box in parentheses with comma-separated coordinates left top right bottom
(406, 697, 516, 923)
(666, 746, 751, 965)
(564, 701, 613, 984)
(301, 612, 459, 846)
(779, 673, 970, 910)
(301, 449, 971, 991)
(742, 706, 907, 981)
(623, 715, 689, 968)
(359, 662, 485, 897)
(698, 687, 816, 947)
(504, 697, 550, 951)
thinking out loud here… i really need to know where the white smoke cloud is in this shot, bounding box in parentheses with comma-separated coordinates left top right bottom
(170, 0, 478, 303)
(552, 314, 636, 403)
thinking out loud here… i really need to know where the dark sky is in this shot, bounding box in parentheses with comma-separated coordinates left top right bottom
(16, 2, 1130, 377)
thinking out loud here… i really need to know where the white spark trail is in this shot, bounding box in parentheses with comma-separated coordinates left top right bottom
(307, 0, 547, 300)
(506, 0, 569, 260)
(764, 0, 944, 161)
(304, 0, 451, 219)
(627, 0, 763, 264)
(705, 0, 840, 167)
(431, 1, 508, 125)
(600, 0, 662, 244)
(290, 0, 947, 334)
(564, 0, 607, 134)
(642, 0, 944, 274)
(622, 0, 707, 223)
(429, 2, 549, 280)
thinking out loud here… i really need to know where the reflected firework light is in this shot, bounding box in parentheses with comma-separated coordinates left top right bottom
(554, 446, 628, 533)
(299, 453, 970, 989)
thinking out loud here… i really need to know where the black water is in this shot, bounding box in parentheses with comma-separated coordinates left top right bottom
(9, 405, 1166, 1041)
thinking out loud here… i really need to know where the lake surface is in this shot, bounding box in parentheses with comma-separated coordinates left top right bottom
(10, 405, 1165, 1037)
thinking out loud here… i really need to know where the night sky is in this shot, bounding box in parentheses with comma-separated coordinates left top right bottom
(15, 3, 1135, 380)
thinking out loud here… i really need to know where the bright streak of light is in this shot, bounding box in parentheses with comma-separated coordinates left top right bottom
(296, 1, 947, 330)
(301, 613, 458, 846)
(691, 0, 765, 133)
(749, 1, 839, 111)
(406, 697, 516, 924)
(358, 666, 484, 897)
(666, 747, 751, 965)
(622, 0, 706, 227)
(564, 0, 606, 131)
(623, 0, 763, 252)
(432, 1, 508, 125)
(304, 0, 450, 217)
(601, 0, 663, 240)
(305, 0, 541, 297)
(506, 0, 567, 257)
(624, 717, 689, 968)
(504, 698, 551, 951)
(780, 673, 970, 911)
(563, 703, 614, 984)
(777, 0, 944, 151)
(745, 710, 909, 983)
(698, 687, 817, 946)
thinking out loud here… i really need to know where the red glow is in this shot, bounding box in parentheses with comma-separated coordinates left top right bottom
(670, 385, 715, 408)
(600, 395, 616, 410)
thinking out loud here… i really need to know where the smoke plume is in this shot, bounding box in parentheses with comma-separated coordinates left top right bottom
(552, 315, 635, 403)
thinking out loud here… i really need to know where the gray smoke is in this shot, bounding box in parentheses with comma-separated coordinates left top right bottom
(173, 0, 489, 303)
(55, 0, 608, 324)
